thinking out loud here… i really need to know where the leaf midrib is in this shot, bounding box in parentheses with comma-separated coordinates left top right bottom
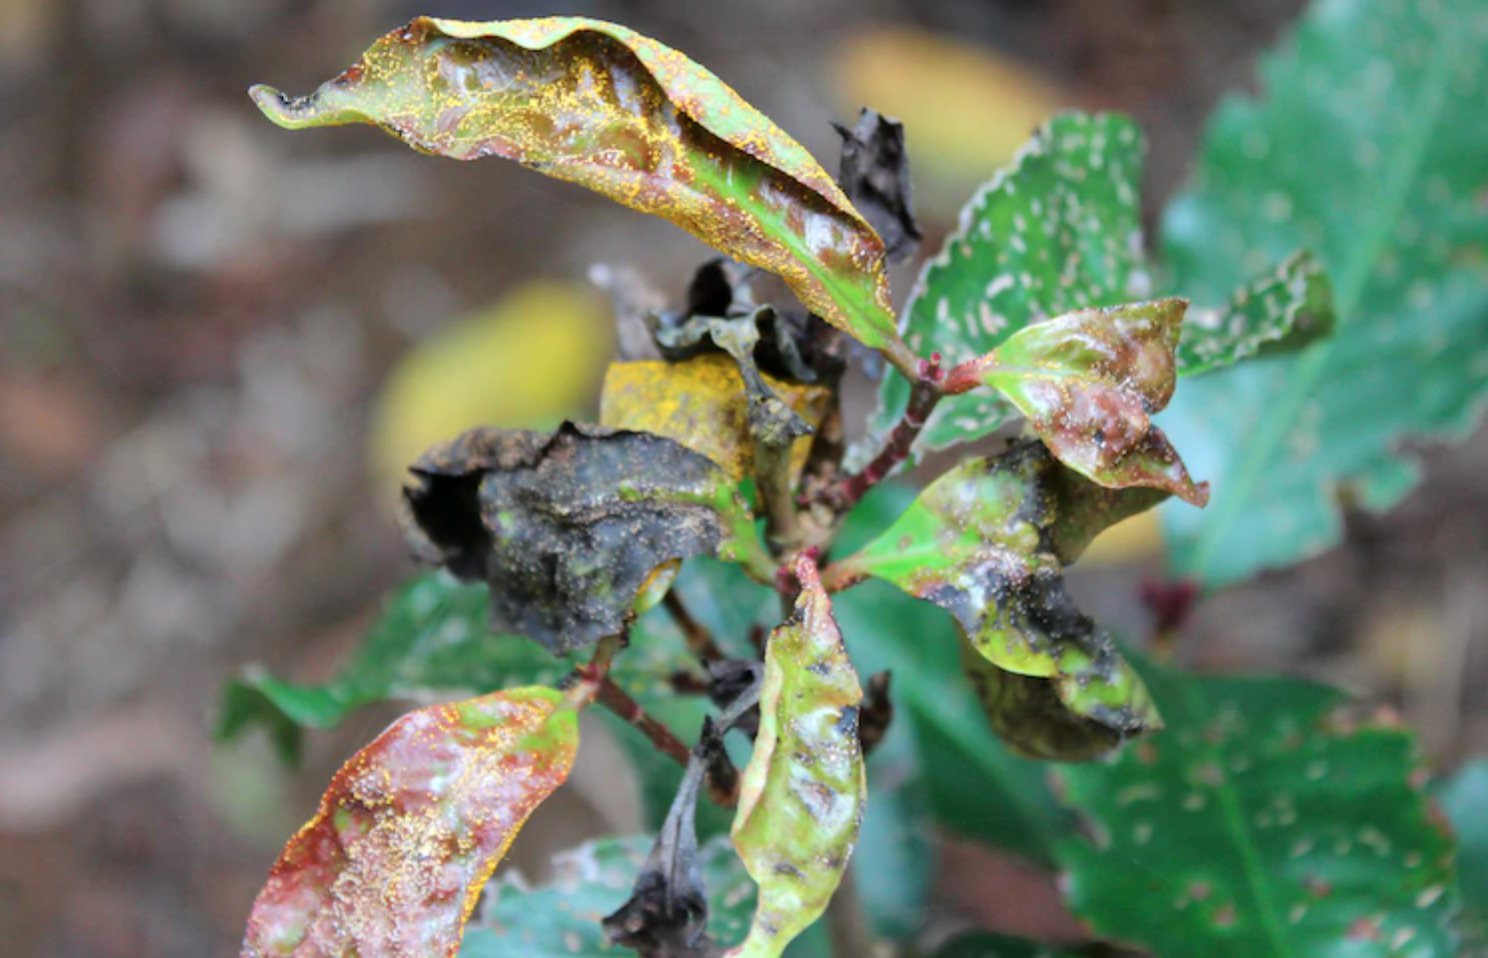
(1187, 10, 1464, 581)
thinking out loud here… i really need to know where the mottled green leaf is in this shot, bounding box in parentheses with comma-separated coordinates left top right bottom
(728, 558, 865, 957)
(460, 836, 756, 958)
(251, 16, 913, 367)
(829, 442, 1164, 760)
(401, 422, 772, 653)
(870, 112, 1153, 452)
(1438, 760, 1488, 950)
(933, 933, 1080, 958)
(1176, 251, 1334, 376)
(240, 687, 579, 958)
(1055, 661, 1458, 957)
(1158, 0, 1488, 586)
(944, 298, 1208, 506)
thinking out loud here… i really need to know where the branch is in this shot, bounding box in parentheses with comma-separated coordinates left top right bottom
(827, 353, 945, 511)
(663, 591, 725, 663)
(595, 676, 693, 769)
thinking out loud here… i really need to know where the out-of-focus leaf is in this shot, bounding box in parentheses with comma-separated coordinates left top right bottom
(252, 17, 912, 365)
(932, 933, 1079, 958)
(869, 113, 1153, 457)
(829, 28, 1068, 205)
(833, 109, 921, 261)
(370, 282, 611, 492)
(830, 442, 1164, 760)
(832, 485, 1068, 864)
(1438, 760, 1488, 949)
(239, 687, 578, 958)
(601, 354, 830, 483)
(1158, 0, 1488, 587)
(1175, 252, 1333, 376)
(1055, 660, 1458, 957)
(728, 559, 864, 957)
(401, 422, 772, 653)
(854, 711, 933, 941)
(945, 299, 1208, 506)
(460, 835, 755, 958)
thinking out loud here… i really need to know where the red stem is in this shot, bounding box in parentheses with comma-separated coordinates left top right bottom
(595, 676, 694, 769)
(829, 354, 945, 510)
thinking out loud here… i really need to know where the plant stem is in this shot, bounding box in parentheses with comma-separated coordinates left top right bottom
(594, 676, 693, 768)
(567, 631, 626, 707)
(663, 590, 726, 663)
(753, 397, 808, 554)
(828, 354, 944, 511)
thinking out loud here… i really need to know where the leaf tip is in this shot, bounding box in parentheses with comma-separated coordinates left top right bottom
(249, 84, 334, 130)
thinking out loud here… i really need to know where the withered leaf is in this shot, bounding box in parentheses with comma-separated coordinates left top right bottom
(402, 422, 769, 654)
(833, 109, 922, 261)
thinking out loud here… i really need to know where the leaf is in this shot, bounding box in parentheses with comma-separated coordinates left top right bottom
(1157, 0, 1488, 587)
(1054, 660, 1458, 957)
(1175, 252, 1334, 376)
(460, 835, 757, 958)
(833, 109, 922, 261)
(369, 282, 612, 493)
(869, 113, 1153, 454)
(239, 687, 578, 958)
(401, 422, 771, 653)
(853, 713, 934, 941)
(601, 355, 830, 483)
(728, 559, 865, 957)
(1437, 761, 1488, 949)
(945, 298, 1208, 506)
(251, 16, 913, 365)
(830, 442, 1165, 760)
(932, 933, 1080, 958)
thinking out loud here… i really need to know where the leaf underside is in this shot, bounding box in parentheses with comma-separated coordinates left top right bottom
(1055, 660, 1458, 957)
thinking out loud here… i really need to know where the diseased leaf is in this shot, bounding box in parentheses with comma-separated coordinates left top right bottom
(252, 17, 913, 366)
(945, 298, 1208, 506)
(829, 442, 1164, 760)
(239, 687, 578, 958)
(401, 422, 772, 653)
(869, 113, 1153, 454)
(1175, 251, 1333, 376)
(1438, 761, 1488, 950)
(1055, 660, 1458, 957)
(460, 836, 756, 958)
(833, 109, 922, 261)
(728, 558, 865, 957)
(1158, 0, 1488, 586)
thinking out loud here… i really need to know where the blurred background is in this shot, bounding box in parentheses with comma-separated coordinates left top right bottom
(3, 0, 1485, 955)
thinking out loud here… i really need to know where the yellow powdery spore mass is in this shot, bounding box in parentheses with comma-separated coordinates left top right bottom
(600, 355, 830, 483)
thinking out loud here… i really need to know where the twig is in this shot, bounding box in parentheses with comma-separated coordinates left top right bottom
(663, 590, 725, 663)
(595, 676, 694, 769)
(752, 392, 811, 554)
(827, 353, 944, 511)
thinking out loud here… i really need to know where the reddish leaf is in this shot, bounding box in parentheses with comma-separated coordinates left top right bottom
(240, 687, 578, 958)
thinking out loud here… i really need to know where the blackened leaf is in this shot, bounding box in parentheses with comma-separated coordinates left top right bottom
(1176, 251, 1334, 376)
(727, 558, 865, 957)
(239, 688, 578, 958)
(834, 109, 922, 261)
(828, 442, 1164, 760)
(945, 299, 1207, 506)
(401, 422, 772, 654)
(251, 17, 914, 367)
(1055, 660, 1459, 957)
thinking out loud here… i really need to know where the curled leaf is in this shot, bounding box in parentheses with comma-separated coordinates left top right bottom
(833, 109, 922, 261)
(1176, 250, 1334, 376)
(828, 442, 1164, 760)
(946, 299, 1208, 506)
(401, 422, 771, 653)
(251, 17, 912, 365)
(239, 687, 578, 958)
(727, 557, 865, 957)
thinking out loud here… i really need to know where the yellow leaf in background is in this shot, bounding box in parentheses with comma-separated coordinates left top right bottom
(830, 28, 1069, 209)
(1079, 511, 1165, 567)
(371, 281, 611, 491)
(600, 355, 830, 483)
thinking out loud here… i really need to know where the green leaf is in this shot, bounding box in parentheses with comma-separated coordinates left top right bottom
(829, 442, 1165, 760)
(239, 687, 579, 958)
(728, 558, 865, 958)
(1158, 0, 1488, 587)
(401, 422, 773, 653)
(460, 835, 756, 958)
(1176, 251, 1334, 376)
(855, 712, 933, 941)
(1054, 660, 1458, 957)
(869, 112, 1152, 452)
(251, 16, 913, 367)
(1438, 760, 1488, 950)
(933, 933, 1080, 958)
(944, 298, 1208, 506)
